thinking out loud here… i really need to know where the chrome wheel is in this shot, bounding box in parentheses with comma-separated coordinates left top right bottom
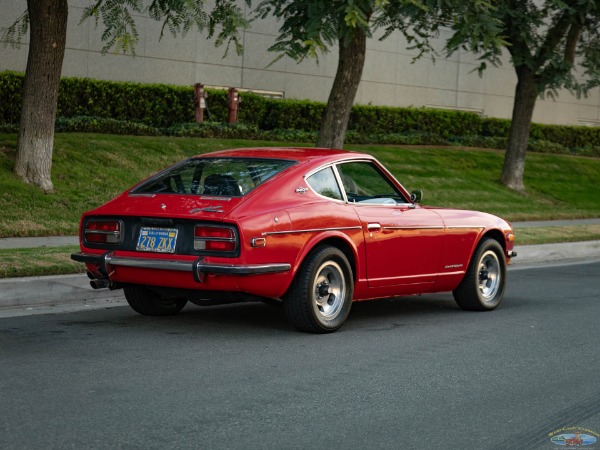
(312, 260, 346, 320)
(478, 250, 501, 303)
(453, 238, 506, 311)
(284, 246, 354, 333)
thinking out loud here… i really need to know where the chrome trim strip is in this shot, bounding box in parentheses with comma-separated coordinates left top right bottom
(85, 230, 120, 236)
(197, 262, 291, 275)
(380, 225, 486, 231)
(262, 224, 483, 235)
(262, 226, 362, 236)
(382, 226, 445, 230)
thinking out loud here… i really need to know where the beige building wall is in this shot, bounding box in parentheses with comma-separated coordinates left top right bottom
(2, 0, 600, 126)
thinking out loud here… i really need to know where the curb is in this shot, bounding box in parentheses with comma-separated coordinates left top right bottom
(510, 240, 600, 266)
(0, 273, 124, 310)
(1, 240, 600, 314)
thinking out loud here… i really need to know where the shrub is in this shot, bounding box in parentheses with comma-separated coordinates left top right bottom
(165, 121, 260, 139)
(55, 116, 161, 135)
(449, 135, 507, 149)
(2, 70, 600, 157)
(0, 71, 23, 124)
(349, 106, 482, 137)
(481, 117, 511, 137)
(57, 77, 195, 126)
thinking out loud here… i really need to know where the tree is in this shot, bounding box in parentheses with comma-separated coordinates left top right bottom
(2, 0, 249, 193)
(12, 0, 68, 193)
(449, 0, 600, 191)
(255, 0, 501, 149)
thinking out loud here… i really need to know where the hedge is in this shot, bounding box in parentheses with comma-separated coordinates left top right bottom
(2, 70, 600, 155)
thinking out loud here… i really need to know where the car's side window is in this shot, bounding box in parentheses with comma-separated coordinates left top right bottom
(336, 161, 406, 204)
(306, 167, 343, 200)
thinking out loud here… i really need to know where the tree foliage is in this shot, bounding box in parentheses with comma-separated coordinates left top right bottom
(448, 0, 600, 191)
(4, 0, 250, 55)
(1, 0, 250, 192)
(452, 0, 600, 97)
(254, 0, 503, 148)
(254, 0, 502, 64)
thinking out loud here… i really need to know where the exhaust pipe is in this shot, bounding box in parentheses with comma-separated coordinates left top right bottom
(90, 279, 110, 289)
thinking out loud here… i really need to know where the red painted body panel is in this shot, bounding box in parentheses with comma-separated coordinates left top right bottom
(75, 147, 515, 303)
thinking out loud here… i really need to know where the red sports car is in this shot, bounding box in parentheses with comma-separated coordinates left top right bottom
(72, 147, 516, 333)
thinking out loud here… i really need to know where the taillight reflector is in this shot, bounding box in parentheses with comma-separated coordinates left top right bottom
(194, 226, 236, 252)
(84, 220, 122, 244)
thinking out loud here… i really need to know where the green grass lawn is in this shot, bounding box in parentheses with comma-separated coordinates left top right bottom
(0, 246, 84, 278)
(1, 132, 599, 278)
(1, 132, 599, 240)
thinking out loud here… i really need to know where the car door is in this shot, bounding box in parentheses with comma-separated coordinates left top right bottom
(336, 161, 444, 288)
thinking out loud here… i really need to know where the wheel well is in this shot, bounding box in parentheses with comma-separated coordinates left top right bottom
(312, 237, 357, 282)
(481, 229, 506, 252)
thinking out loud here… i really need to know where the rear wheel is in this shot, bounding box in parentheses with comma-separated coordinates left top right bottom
(284, 246, 353, 333)
(453, 238, 506, 311)
(124, 286, 187, 316)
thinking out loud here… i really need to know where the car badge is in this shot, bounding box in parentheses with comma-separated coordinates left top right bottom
(189, 206, 225, 214)
(295, 187, 308, 194)
(160, 204, 167, 210)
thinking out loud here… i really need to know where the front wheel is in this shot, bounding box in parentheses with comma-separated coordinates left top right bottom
(284, 246, 354, 333)
(124, 286, 187, 316)
(453, 238, 506, 311)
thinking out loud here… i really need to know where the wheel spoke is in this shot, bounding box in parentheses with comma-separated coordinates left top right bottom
(312, 261, 346, 320)
(478, 251, 501, 302)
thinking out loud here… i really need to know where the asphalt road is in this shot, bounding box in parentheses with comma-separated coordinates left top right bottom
(1, 262, 599, 450)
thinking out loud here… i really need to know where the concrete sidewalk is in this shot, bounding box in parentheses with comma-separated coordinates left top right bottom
(1, 220, 600, 314)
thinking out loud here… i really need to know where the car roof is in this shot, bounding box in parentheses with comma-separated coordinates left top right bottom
(192, 147, 373, 164)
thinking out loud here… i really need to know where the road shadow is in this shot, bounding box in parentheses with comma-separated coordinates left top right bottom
(51, 289, 524, 338)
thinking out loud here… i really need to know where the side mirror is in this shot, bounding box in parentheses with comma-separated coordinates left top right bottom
(410, 189, 423, 204)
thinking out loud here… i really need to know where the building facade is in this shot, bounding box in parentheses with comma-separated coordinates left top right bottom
(2, 0, 600, 126)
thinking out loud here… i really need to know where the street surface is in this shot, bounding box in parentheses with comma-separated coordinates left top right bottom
(1, 261, 599, 450)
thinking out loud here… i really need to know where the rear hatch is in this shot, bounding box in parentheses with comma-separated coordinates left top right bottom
(80, 155, 297, 257)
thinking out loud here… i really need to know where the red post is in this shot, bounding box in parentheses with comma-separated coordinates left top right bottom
(194, 83, 206, 122)
(228, 87, 240, 124)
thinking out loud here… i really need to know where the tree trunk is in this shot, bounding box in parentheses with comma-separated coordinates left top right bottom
(316, 30, 367, 149)
(500, 66, 538, 192)
(14, 0, 68, 193)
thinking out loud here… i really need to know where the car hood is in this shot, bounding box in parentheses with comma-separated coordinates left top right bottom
(86, 192, 246, 221)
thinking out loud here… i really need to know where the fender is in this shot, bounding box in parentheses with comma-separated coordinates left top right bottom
(290, 229, 363, 284)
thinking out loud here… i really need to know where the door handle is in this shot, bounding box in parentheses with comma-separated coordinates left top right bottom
(367, 223, 382, 232)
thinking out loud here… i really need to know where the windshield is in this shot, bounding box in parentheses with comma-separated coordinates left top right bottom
(131, 157, 297, 196)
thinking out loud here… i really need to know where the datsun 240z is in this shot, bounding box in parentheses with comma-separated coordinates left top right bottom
(72, 148, 517, 333)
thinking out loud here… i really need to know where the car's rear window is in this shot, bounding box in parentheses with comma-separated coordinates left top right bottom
(131, 157, 297, 196)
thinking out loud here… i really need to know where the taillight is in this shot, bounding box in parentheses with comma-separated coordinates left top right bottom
(194, 226, 236, 252)
(84, 220, 122, 245)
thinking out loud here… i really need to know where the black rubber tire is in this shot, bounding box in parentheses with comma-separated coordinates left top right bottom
(453, 238, 506, 311)
(284, 245, 353, 333)
(124, 286, 187, 316)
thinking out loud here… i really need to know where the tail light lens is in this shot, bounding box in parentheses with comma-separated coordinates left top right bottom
(194, 226, 237, 252)
(84, 220, 122, 245)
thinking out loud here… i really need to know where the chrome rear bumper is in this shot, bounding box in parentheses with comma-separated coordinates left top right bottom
(71, 251, 291, 283)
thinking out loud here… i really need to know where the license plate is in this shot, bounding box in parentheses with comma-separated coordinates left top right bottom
(136, 227, 178, 253)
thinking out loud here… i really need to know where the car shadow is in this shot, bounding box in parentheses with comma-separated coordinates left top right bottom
(60, 292, 506, 336)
